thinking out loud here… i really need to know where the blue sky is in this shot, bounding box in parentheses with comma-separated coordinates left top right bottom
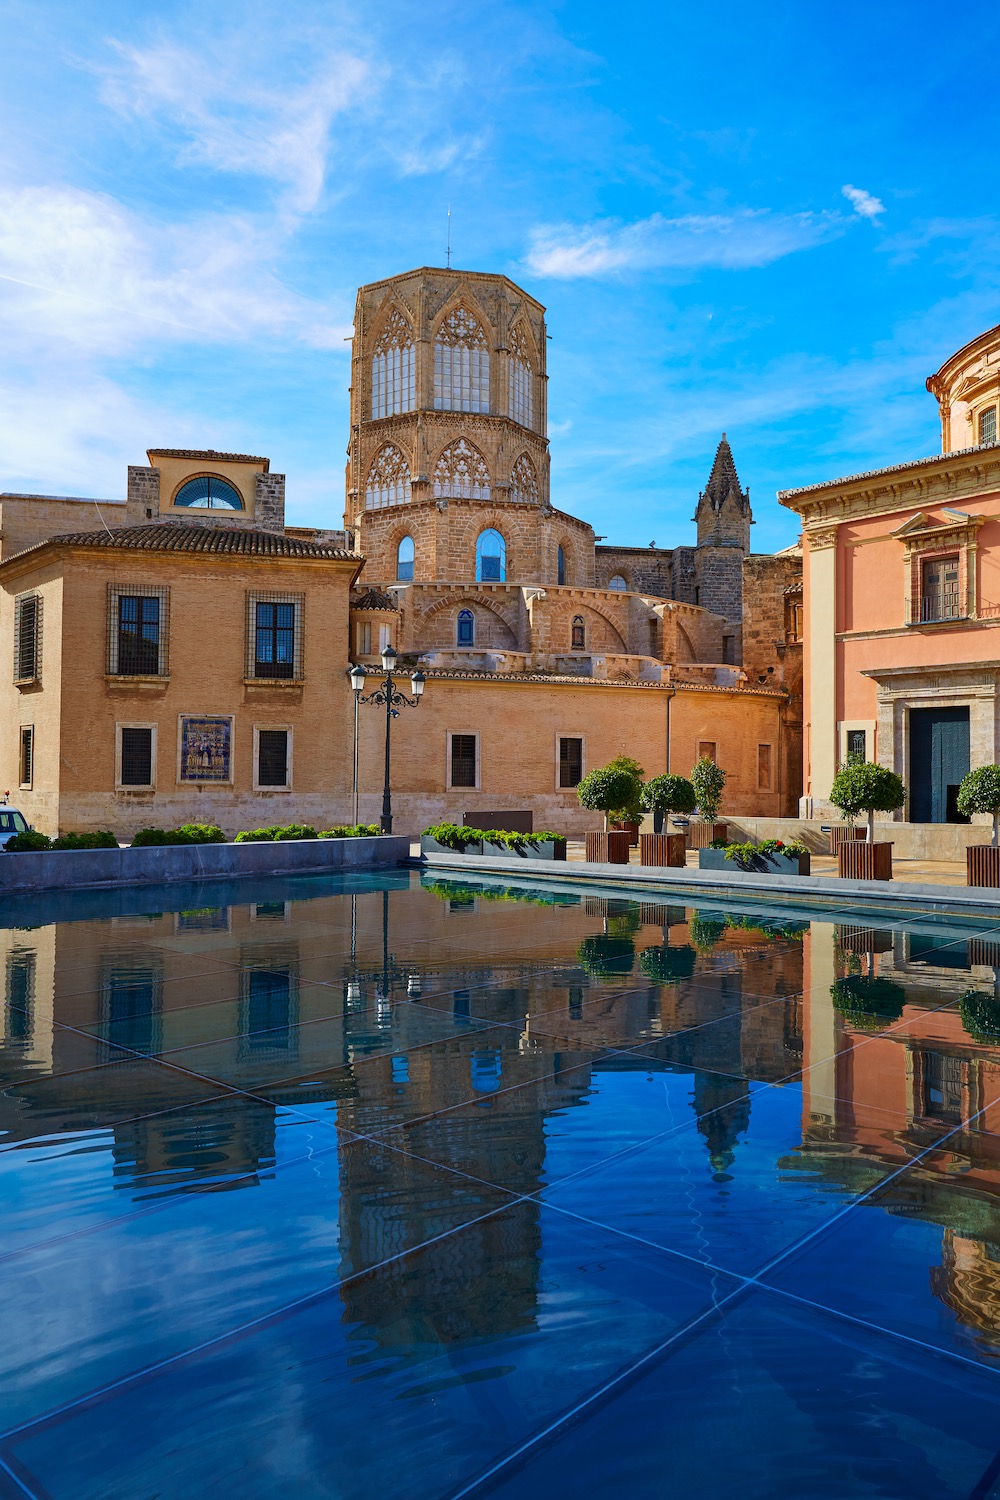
(1, 0, 998, 552)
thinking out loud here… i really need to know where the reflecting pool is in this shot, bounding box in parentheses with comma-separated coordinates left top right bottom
(4, 870, 1000, 1497)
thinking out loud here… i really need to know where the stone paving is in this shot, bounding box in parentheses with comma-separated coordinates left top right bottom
(565, 841, 969, 886)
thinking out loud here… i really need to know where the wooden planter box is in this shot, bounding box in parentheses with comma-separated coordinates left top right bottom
(585, 831, 631, 865)
(837, 841, 893, 881)
(610, 820, 641, 847)
(830, 825, 866, 853)
(482, 837, 567, 862)
(639, 833, 686, 869)
(967, 845, 1000, 888)
(686, 822, 727, 850)
(420, 834, 483, 857)
(699, 848, 810, 876)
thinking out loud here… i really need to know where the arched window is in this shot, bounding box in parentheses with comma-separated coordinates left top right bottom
(432, 438, 490, 500)
(476, 530, 506, 583)
(509, 452, 538, 505)
(365, 444, 411, 509)
(557, 545, 566, 585)
(471, 1048, 503, 1094)
(608, 575, 628, 592)
(434, 304, 489, 413)
(571, 615, 585, 650)
(174, 476, 244, 510)
(508, 322, 534, 428)
(457, 608, 475, 646)
(371, 307, 415, 419)
(396, 535, 414, 581)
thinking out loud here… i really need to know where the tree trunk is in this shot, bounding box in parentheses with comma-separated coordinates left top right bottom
(994, 810, 998, 849)
(867, 808, 875, 842)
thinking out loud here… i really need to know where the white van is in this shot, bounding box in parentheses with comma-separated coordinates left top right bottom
(0, 808, 30, 848)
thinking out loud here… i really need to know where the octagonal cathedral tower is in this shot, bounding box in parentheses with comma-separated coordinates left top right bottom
(346, 268, 583, 587)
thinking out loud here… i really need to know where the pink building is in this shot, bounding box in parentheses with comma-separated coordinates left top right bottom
(780, 324, 1000, 830)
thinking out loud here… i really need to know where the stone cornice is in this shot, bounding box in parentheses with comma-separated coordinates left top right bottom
(361, 409, 549, 448)
(779, 444, 1000, 523)
(418, 667, 785, 696)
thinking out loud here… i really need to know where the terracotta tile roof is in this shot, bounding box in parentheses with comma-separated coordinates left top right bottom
(146, 448, 269, 465)
(41, 524, 354, 560)
(777, 441, 1000, 501)
(352, 587, 399, 611)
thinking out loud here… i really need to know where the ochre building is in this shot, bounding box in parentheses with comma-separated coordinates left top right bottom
(1, 266, 802, 838)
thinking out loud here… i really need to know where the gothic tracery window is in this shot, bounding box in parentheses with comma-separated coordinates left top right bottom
(571, 615, 585, 650)
(434, 304, 490, 413)
(365, 444, 411, 510)
(508, 321, 534, 428)
(509, 452, 538, 505)
(432, 438, 491, 500)
(371, 307, 415, 419)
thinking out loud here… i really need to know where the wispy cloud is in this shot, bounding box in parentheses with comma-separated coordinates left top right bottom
(0, 184, 349, 356)
(524, 209, 843, 279)
(98, 38, 373, 212)
(842, 183, 884, 221)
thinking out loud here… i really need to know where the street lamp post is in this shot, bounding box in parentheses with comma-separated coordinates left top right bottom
(350, 646, 424, 835)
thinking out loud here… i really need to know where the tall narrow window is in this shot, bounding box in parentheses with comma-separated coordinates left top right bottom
(509, 452, 538, 504)
(365, 444, 411, 509)
(757, 743, 772, 790)
(457, 609, 475, 647)
(433, 438, 491, 500)
(571, 615, 585, 650)
(559, 737, 583, 788)
(18, 726, 33, 788)
(450, 733, 478, 788)
(396, 535, 414, 581)
(920, 555, 960, 623)
(608, 575, 627, 592)
(476, 529, 506, 582)
(13, 594, 41, 683)
(847, 729, 867, 760)
(371, 307, 415, 419)
(980, 407, 997, 447)
(5, 950, 34, 1046)
(103, 967, 159, 1054)
(257, 729, 290, 789)
(557, 545, 566, 585)
(243, 968, 293, 1052)
(434, 305, 489, 412)
(118, 595, 160, 675)
(119, 726, 153, 788)
(507, 322, 534, 428)
(247, 593, 303, 680)
(357, 621, 372, 656)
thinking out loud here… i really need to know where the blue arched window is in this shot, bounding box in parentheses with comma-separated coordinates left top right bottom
(457, 609, 475, 647)
(476, 529, 506, 583)
(173, 476, 244, 510)
(557, 545, 566, 585)
(396, 535, 414, 581)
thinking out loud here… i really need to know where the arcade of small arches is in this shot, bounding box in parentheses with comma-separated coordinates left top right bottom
(366, 299, 537, 427)
(365, 440, 539, 511)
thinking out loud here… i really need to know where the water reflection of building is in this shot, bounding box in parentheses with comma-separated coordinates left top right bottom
(796, 919, 1000, 1355)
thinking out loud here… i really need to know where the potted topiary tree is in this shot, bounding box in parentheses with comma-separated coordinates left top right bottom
(639, 774, 696, 868)
(828, 760, 905, 880)
(688, 756, 728, 849)
(577, 757, 644, 864)
(605, 755, 645, 846)
(957, 765, 1000, 887)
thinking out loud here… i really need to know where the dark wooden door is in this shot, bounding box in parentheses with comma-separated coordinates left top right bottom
(909, 706, 970, 823)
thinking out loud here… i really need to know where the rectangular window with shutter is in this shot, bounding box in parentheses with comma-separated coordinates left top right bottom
(449, 733, 478, 789)
(558, 737, 583, 788)
(256, 728, 291, 789)
(14, 594, 41, 684)
(980, 407, 997, 447)
(108, 587, 168, 676)
(117, 725, 155, 788)
(247, 592, 303, 681)
(19, 726, 33, 788)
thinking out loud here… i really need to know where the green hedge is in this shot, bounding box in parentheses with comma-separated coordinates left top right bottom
(319, 824, 380, 839)
(6, 829, 119, 852)
(234, 824, 318, 843)
(422, 823, 563, 850)
(131, 824, 226, 847)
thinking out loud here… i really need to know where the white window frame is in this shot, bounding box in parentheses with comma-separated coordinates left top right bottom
(555, 732, 586, 790)
(18, 724, 33, 790)
(838, 720, 875, 766)
(115, 721, 157, 791)
(446, 731, 480, 791)
(253, 724, 293, 792)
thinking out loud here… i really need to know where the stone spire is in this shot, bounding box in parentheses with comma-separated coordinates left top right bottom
(694, 433, 752, 551)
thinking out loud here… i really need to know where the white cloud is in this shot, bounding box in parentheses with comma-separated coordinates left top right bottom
(524, 209, 843, 279)
(842, 184, 884, 221)
(99, 38, 373, 212)
(0, 184, 349, 356)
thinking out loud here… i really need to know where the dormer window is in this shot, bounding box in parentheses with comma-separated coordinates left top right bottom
(979, 407, 997, 447)
(174, 476, 244, 510)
